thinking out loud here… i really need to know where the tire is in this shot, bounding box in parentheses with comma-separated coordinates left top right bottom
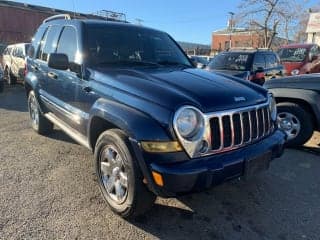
(0, 81, 3, 93)
(5, 68, 16, 85)
(277, 102, 314, 147)
(28, 91, 53, 135)
(94, 129, 156, 218)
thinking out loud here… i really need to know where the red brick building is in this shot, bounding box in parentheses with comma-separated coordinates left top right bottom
(212, 28, 289, 54)
(0, 1, 103, 44)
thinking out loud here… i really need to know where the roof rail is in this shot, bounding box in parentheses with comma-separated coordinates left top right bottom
(43, 14, 71, 23)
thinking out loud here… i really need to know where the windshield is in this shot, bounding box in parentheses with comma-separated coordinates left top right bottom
(278, 48, 308, 62)
(85, 24, 192, 68)
(207, 53, 253, 71)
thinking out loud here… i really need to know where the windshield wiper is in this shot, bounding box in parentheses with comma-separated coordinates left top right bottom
(157, 60, 191, 68)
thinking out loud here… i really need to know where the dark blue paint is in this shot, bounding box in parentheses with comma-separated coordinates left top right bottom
(25, 19, 286, 197)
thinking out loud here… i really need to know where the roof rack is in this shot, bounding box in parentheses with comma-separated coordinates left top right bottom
(43, 14, 71, 23)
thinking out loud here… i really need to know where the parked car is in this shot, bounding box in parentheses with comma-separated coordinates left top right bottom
(278, 43, 320, 76)
(189, 55, 209, 68)
(2, 43, 30, 84)
(0, 65, 4, 93)
(265, 74, 320, 146)
(25, 14, 285, 218)
(206, 49, 285, 85)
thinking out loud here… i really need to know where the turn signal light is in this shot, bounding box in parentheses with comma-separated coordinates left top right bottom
(152, 171, 164, 187)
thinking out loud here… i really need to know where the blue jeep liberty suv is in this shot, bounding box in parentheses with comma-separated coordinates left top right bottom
(25, 14, 286, 218)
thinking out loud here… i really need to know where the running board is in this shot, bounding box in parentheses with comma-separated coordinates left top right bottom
(44, 112, 92, 150)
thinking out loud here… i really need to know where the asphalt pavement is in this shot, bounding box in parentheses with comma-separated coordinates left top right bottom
(0, 85, 320, 240)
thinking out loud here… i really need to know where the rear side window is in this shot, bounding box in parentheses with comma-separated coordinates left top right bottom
(253, 54, 265, 70)
(30, 26, 46, 58)
(36, 28, 49, 60)
(41, 25, 61, 62)
(56, 26, 78, 63)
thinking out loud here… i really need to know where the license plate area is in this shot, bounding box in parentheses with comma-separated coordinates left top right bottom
(244, 151, 272, 179)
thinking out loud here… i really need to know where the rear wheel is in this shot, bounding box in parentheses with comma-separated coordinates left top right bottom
(95, 129, 156, 218)
(5, 68, 16, 85)
(277, 102, 314, 147)
(28, 91, 53, 135)
(0, 80, 3, 93)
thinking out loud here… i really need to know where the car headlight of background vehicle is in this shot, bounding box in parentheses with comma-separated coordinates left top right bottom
(269, 94, 277, 121)
(174, 106, 204, 140)
(291, 69, 299, 75)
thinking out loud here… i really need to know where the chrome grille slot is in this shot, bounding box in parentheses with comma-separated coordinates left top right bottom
(209, 104, 273, 153)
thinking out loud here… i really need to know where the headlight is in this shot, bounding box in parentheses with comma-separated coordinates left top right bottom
(269, 94, 277, 121)
(291, 69, 299, 75)
(174, 106, 204, 140)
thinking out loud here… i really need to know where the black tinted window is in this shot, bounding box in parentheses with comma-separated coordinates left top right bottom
(253, 54, 265, 70)
(85, 25, 191, 67)
(36, 28, 49, 60)
(56, 26, 77, 63)
(208, 53, 253, 71)
(266, 54, 277, 68)
(41, 25, 61, 62)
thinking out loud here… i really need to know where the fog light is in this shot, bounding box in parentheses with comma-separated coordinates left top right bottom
(152, 171, 164, 187)
(141, 141, 183, 153)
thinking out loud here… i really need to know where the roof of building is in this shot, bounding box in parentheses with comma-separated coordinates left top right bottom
(178, 41, 211, 50)
(0, 0, 127, 22)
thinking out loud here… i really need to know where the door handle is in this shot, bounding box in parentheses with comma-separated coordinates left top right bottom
(48, 72, 58, 79)
(82, 86, 92, 93)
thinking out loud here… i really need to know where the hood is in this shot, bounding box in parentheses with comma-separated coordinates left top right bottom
(209, 69, 250, 80)
(281, 61, 303, 76)
(90, 67, 268, 113)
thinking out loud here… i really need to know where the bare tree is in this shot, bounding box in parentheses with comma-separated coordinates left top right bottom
(237, 0, 302, 48)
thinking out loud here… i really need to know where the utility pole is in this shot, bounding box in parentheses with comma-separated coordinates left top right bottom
(228, 12, 235, 49)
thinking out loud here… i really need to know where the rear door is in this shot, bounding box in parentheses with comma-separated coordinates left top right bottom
(35, 25, 63, 118)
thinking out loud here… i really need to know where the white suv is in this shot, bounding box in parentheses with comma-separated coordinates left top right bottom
(2, 43, 30, 85)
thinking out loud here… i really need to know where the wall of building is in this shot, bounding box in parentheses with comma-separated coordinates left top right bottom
(0, 6, 52, 44)
(211, 32, 263, 52)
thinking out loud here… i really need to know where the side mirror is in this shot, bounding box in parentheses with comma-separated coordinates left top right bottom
(48, 53, 69, 70)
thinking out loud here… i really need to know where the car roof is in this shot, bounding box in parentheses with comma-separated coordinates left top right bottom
(44, 18, 164, 34)
(279, 43, 316, 49)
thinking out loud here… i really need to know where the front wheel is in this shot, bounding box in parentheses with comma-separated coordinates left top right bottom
(277, 102, 314, 147)
(95, 129, 156, 218)
(28, 91, 53, 135)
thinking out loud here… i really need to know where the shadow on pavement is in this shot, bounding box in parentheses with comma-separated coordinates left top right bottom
(0, 84, 28, 112)
(128, 179, 271, 239)
(47, 129, 78, 145)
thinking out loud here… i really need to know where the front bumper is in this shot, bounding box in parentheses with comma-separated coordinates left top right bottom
(131, 130, 286, 197)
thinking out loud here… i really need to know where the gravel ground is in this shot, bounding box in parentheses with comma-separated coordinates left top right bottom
(0, 85, 320, 240)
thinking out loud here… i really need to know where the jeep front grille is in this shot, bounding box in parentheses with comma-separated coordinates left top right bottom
(209, 105, 273, 152)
